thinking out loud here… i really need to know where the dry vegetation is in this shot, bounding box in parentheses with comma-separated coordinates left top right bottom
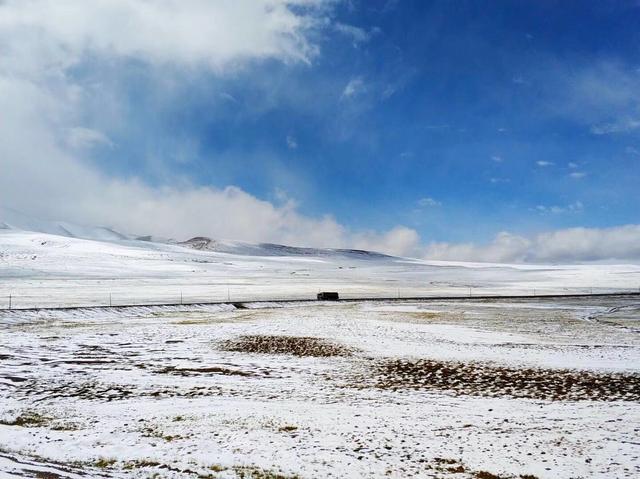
(360, 358, 640, 401)
(220, 335, 355, 357)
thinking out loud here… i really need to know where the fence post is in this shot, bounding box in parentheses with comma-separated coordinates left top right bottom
(8, 294, 11, 310)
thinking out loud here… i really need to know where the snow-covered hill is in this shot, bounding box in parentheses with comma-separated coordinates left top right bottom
(1, 224, 639, 309)
(0, 207, 394, 260)
(179, 236, 391, 259)
(0, 207, 137, 242)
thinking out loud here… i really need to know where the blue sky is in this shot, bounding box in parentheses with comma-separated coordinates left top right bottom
(1, 0, 640, 261)
(91, 0, 640, 242)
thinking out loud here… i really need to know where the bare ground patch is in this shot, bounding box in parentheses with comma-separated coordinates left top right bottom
(0, 411, 50, 427)
(357, 358, 640, 401)
(157, 365, 258, 377)
(219, 335, 355, 357)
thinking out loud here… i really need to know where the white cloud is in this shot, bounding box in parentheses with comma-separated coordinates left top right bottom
(425, 232, 532, 264)
(0, 0, 326, 73)
(353, 226, 422, 258)
(543, 61, 640, 135)
(491, 155, 503, 163)
(625, 146, 640, 156)
(570, 171, 587, 179)
(590, 118, 640, 135)
(334, 22, 370, 44)
(2, 1, 639, 265)
(490, 177, 510, 184)
(1, 0, 412, 251)
(424, 225, 640, 263)
(219, 92, 239, 103)
(417, 197, 441, 208)
(0, 0, 426, 258)
(67, 127, 113, 149)
(535, 201, 583, 215)
(536, 160, 554, 167)
(286, 135, 298, 149)
(568, 161, 579, 168)
(341, 77, 365, 98)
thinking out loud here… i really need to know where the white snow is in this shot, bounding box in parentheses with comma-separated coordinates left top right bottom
(0, 228, 639, 309)
(0, 300, 638, 478)
(1, 225, 639, 478)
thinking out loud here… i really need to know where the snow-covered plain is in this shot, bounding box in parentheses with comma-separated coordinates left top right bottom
(1, 298, 639, 478)
(1, 225, 640, 478)
(1, 228, 640, 309)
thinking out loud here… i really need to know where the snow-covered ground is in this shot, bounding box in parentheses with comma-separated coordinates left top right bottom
(1, 228, 639, 309)
(1, 298, 639, 478)
(1, 224, 639, 478)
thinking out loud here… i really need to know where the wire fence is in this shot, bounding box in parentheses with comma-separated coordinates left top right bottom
(2, 285, 639, 311)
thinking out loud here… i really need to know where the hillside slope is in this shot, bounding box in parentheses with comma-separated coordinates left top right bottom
(1, 227, 639, 309)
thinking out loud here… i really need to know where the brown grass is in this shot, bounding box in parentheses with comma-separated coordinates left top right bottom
(474, 472, 505, 479)
(0, 411, 49, 427)
(220, 335, 354, 357)
(360, 358, 640, 401)
(158, 366, 255, 377)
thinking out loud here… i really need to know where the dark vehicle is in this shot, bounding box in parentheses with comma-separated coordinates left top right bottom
(317, 292, 339, 300)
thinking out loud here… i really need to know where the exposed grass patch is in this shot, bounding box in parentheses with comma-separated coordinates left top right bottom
(50, 420, 82, 431)
(140, 424, 183, 442)
(220, 335, 354, 357)
(447, 465, 466, 473)
(158, 365, 255, 377)
(425, 458, 510, 478)
(433, 457, 458, 465)
(25, 380, 136, 401)
(232, 466, 301, 479)
(32, 471, 62, 479)
(474, 472, 505, 479)
(360, 358, 640, 401)
(0, 411, 50, 427)
(278, 425, 298, 433)
(122, 459, 161, 470)
(93, 457, 117, 469)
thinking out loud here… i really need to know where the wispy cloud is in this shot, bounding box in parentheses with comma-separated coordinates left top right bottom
(536, 160, 554, 167)
(424, 225, 640, 263)
(626, 146, 640, 156)
(535, 201, 583, 215)
(417, 197, 441, 208)
(541, 61, 640, 136)
(490, 177, 510, 184)
(590, 118, 640, 135)
(1, 0, 398, 252)
(67, 127, 113, 149)
(512, 75, 529, 85)
(286, 135, 298, 149)
(334, 22, 371, 44)
(569, 171, 587, 179)
(341, 77, 365, 99)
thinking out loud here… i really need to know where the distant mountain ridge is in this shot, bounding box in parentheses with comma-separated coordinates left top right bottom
(179, 236, 392, 259)
(0, 206, 131, 242)
(0, 207, 393, 260)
